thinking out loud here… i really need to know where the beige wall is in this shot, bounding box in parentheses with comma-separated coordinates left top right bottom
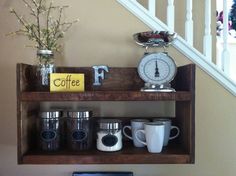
(0, 0, 236, 176)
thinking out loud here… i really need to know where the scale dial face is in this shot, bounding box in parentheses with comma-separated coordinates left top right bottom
(138, 52, 177, 85)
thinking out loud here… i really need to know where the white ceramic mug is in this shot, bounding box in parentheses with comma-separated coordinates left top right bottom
(153, 118, 180, 146)
(123, 119, 149, 147)
(135, 122, 165, 153)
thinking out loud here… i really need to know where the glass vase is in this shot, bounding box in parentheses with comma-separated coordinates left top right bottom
(36, 49, 55, 91)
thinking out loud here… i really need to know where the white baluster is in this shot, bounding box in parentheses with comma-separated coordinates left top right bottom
(221, 0, 230, 75)
(203, 0, 212, 61)
(185, 0, 193, 45)
(167, 0, 175, 32)
(148, 0, 156, 17)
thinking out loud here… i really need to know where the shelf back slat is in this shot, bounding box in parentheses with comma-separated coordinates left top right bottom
(17, 63, 195, 92)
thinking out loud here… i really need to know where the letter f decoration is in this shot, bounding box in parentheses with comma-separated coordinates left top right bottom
(92, 66, 109, 86)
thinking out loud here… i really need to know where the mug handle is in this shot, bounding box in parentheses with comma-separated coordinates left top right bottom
(135, 130, 147, 146)
(122, 126, 133, 140)
(169, 126, 180, 140)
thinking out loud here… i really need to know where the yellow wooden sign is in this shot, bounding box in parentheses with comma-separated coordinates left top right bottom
(50, 73, 84, 92)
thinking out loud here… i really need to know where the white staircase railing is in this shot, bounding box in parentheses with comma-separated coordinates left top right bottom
(117, 0, 236, 96)
(222, 0, 230, 75)
(185, 0, 193, 46)
(167, 0, 174, 32)
(203, 0, 212, 60)
(148, 0, 156, 17)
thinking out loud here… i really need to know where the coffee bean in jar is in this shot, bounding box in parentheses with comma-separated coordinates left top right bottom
(66, 110, 93, 151)
(37, 111, 63, 151)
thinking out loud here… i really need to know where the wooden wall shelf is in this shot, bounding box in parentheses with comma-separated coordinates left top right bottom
(17, 63, 195, 164)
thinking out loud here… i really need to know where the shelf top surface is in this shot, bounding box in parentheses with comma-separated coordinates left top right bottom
(20, 91, 192, 101)
(21, 144, 191, 164)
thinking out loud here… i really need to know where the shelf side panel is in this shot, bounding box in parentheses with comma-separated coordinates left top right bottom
(18, 102, 39, 164)
(172, 64, 196, 91)
(17, 63, 36, 92)
(176, 101, 195, 163)
(175, 64, 195, 163)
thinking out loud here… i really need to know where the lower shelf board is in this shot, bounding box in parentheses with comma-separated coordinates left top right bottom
(20, 145, 191, 164)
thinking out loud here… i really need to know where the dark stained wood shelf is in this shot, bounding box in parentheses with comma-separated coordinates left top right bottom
(22, 144, 190, 164)
(20, 91, 192, 101)
(17, 63, 195, 164)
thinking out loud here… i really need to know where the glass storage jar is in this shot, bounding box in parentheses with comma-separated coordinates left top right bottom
(66, 110, 93, 151)
(37, 111, 62, 151)
(96, 119, 122, 152)
(36, 49, 55, 91)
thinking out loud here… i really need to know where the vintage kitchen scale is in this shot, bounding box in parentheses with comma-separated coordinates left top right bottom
(133, 31, 177, 92)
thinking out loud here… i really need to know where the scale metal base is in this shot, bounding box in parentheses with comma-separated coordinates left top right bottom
(140, 83, 175, 92)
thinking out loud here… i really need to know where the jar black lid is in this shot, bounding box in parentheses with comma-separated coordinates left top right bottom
(40, 111, 62, 119)
(98, 119, 122, 130)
